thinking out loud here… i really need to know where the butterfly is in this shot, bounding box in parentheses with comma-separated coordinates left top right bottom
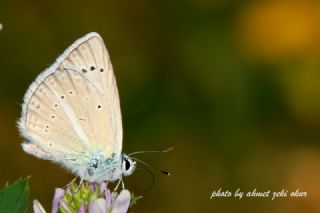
(18, 32, 137, 187)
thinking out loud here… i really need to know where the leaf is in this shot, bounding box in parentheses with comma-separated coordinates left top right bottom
(0, 177, 30, 213)
(129, 193, 142, 207)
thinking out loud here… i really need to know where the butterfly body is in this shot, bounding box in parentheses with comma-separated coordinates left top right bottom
(18, 32, 136, 183)
(86, 153, 122, 182)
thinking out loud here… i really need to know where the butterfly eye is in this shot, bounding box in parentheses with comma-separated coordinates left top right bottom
(125, 159, 130, 171)
(122, 156, 136, 176)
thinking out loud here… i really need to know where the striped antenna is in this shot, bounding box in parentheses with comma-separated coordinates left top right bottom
(128, 147, 174, 156)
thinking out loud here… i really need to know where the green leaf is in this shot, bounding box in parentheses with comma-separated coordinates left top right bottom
(130, 193, 142, 207)
(0, 177, 30, 213)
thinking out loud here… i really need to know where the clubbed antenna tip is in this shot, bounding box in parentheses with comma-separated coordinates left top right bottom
(163, 147, 175, 153)
(160, 170, 171, 176)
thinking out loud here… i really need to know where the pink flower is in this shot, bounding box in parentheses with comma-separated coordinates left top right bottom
(33, 182, 136, 213)
(111, 190, 131, 213)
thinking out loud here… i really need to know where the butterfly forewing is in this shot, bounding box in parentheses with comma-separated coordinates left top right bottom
(18, 33, 123, 166)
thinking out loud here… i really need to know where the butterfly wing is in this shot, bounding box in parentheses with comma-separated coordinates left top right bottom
(18, 33, 123, 170)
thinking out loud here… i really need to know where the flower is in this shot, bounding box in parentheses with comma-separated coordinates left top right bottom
(33, 182, 141, 213)
(33, 200, 46, 213)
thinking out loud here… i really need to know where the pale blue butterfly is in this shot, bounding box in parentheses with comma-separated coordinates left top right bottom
(18, 33, 137, 188)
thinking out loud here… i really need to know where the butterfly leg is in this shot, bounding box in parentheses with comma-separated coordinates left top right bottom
(121, 178, 125, 189)
(75, 177, 84, 192)
(114, 177, 122, 191)
(64, 176, 78, 188)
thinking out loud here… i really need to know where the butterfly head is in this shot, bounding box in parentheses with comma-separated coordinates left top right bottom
(121, 154, 136, 176)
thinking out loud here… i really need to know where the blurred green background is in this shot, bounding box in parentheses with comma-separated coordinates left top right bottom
(1, 0, 320, 212)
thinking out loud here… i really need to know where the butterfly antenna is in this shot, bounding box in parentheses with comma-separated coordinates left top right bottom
(135, 167, 155, 192)
(131, 157, 171, 176)
(128, 147, 174, 156)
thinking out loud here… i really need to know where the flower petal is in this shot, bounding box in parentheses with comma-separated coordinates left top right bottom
(111, 190, 130, 213)
(99, 182, 107, 196)
(77, 203, 85, 213)
(105, 189, 111, 208)
(33, 200, 46, 213)
(51, 188, 65, 213)
(91, 183, 98, 193)
(66, 186, 72, 195)
(88, 198, 107, 213)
